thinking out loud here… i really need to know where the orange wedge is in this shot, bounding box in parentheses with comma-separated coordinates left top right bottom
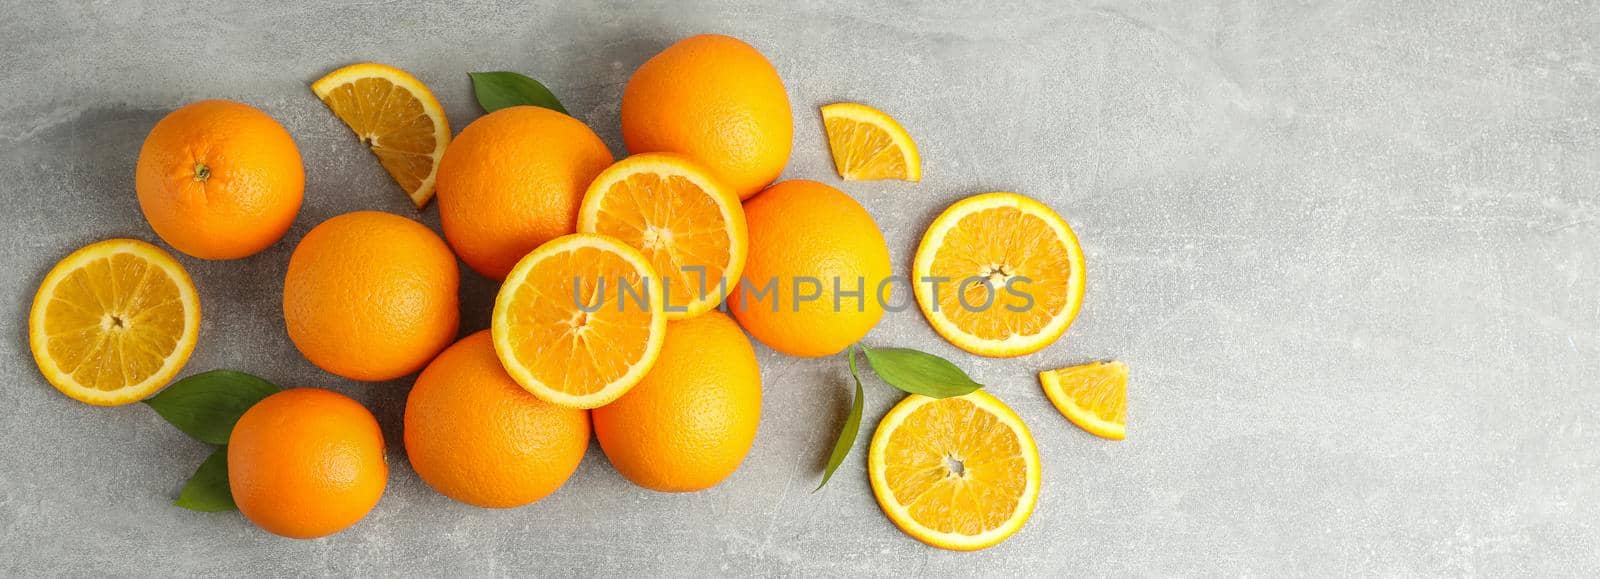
(912, 192, 1085, 357)
(868, 390, 1041, 551)
(577, 153, 747, 319)
(1040, 360, 1127, 440)
(311, 63, 450, 208)
(29, 239, 200, 406)
(820, 103, 921, 181)
(491, 233, 666, 409)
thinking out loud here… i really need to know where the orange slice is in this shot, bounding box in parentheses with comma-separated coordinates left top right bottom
(1040, 360, 1127, 440)
(311, 63, 450, 208)
(912, 192, 1085, 357)
(29, 239, 200, 406)
(577, 153, 747, 319)
(491, 233, 666, 409)
(820, 103, 921, 181)
(868, 390, 1041, 551)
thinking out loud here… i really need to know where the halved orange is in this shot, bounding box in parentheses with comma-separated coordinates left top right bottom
(311, 63, 450, 208)
(577, 153, 747, 319)
(820, 102, 921, 181)
(912, 192, 1085, 357)
(491, 233, 666, 409)
(868, 390, 1040, 551)
(29, 239, 201, 406)
(1040, 360, 1127, 440)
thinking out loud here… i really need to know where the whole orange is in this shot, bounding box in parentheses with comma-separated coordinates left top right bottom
(728, 180, 891, 357)
(404, 331, 591, 508)
(228, 388, 387, 539)
(135, 100, 303, 260)
(283, 211, 458, 381)
(593, 311, 761, 492)
(622, 34, 792, 200)
(435, 106, 614, 280)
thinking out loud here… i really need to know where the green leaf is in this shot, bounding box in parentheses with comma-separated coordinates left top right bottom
(175, 446, 235, 512)
(859, 345, 983, 399)
(144, 370, 279, 444)
(815, 347, 866, 492)
(469, 71, 568, 114)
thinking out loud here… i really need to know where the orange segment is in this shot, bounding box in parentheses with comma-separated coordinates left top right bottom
(491, 234, 666, 409)
(577, 153, 747, 319)
(912, 192, 1085, 357)
(311, 63, 450, 208)
(820, 102, 921, 181)
(868, 390, 1040, 551)
(1040, 360, 1127, 440)
(29, 239, 201, 406)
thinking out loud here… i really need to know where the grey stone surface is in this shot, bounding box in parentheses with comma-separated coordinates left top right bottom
(1, 0, 1597, 576)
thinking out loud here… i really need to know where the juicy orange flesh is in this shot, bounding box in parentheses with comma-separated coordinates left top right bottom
(929, 207, 1071, 341)
(317, 77, 436, 193)
(1052, 363, 1128, 424)
(43, 253, 185, 391)
(590, 172, 732, 310)
(502, 246, 655, 395)
(824, 117, 908, 179)
(882, 398, 1027, 536)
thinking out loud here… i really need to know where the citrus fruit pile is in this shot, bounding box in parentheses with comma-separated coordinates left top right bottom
(25, 33, 1127, 550)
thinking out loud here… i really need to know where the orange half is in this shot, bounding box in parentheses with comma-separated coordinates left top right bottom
(868, 390, 1041, 551)
(578, 153, 747, 319)
(29, 239, 200, 406)
(311, 63, 451, 208)
(912, 192, 1085, 357)
(491, 233, 666, 409)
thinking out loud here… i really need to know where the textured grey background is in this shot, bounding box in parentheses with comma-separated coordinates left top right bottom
(1, 0, 1597, 576)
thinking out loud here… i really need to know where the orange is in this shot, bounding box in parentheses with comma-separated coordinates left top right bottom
(622, 34, 793, 200)
(136, 100, 304, 260)
(491, 233, 666, 409)
(436, 106, 614, 280)
(405, 331, 590, 508)
(283, 211, 458, 381)
(229, 388, 387, 539)
(912, 192, 1085, 357)
(1039, 360, 1127, 440)
(868, 390, 1041, 551)
(593, 312, 761, 492)
(28, 239, 200, 406)
(728, 180, 890, 357)
(820, 102, 921, 181)
(311, 63, 451, 208)
(577, 153, 748, 319)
